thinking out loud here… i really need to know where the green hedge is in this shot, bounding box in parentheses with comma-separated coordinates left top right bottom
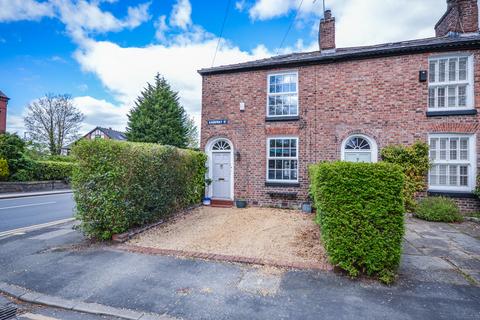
(415, 197, 463, 223)
(71, 139, 207, 240)
(0, 158, 8, 181)
(34, 161, 76, 182)
(309, 161, 405, 283)
(381, 141, 430, 211)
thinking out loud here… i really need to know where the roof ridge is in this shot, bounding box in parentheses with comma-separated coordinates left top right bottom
(198, 33, 480, 75)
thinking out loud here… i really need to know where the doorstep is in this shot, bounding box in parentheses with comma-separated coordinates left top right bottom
(210, 199, 233, 208)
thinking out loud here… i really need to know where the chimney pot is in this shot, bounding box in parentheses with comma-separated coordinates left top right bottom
(324, 9, 332, 19)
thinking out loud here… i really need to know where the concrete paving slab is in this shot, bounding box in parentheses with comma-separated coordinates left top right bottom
(402, 241, 422, 255)
(400, 255, 453, 271)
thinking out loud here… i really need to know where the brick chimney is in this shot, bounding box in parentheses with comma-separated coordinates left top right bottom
(0, 91, 8, 134)
(435, 0, 479, 36)
(319, 10, 335, 52)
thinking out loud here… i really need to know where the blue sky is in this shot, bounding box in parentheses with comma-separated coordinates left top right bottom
(0, 0, 446, 135)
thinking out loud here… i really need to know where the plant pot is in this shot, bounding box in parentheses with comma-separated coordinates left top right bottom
(203, 197, 211, 206)
(235, 200, 247, 208)
(302, 202, 312, 214)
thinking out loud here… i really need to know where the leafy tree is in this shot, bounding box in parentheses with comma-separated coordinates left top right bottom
(126, 74, 195, 148)
(24, 94, 84, 155)
(185, 116, 199, 149)
(0, 133, 32, 178)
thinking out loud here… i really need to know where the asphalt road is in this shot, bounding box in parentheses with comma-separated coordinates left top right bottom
(0, 193, 75, 232)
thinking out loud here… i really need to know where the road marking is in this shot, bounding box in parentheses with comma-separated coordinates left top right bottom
(0, 218, 75, 238)
(0, 201, 56, 210)
(29, 228, 75, 240)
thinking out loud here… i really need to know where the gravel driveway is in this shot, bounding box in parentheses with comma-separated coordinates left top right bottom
(128, 206, 328, 268)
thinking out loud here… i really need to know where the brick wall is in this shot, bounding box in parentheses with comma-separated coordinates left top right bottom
(319, 10, 335, 51)
(435, 0, 479, 36)
(200, 50, 480, 212)
(0, 98, 7, 134)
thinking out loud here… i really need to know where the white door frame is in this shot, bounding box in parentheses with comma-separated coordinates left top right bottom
(205, 137, 234, 200)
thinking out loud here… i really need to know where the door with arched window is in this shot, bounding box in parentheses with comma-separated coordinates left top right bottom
(342, 135, 378, 163)
(207, 138, 234, 200)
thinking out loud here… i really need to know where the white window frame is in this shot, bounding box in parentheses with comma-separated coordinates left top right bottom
(266, 71, 299, 117)
(428, 133, 477, 192)
(428, 54, 474, 111)
(341, 134, 378, 163)
(266, 136, 299, 183)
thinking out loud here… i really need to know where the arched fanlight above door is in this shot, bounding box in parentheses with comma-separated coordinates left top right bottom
(342, 134, 378, 163)
(212, 140, 231, 151)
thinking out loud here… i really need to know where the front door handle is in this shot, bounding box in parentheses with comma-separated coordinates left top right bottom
(218, 178, 225, 181)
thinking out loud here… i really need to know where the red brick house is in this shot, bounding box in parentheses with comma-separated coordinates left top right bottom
(199, 0, 480, 212)
(0, 90, 8, 134)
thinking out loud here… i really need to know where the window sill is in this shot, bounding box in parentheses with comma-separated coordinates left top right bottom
(265, 116, 300, 122)
(426, 109, 477, 117)
(427, 190, 477, 198)
(265, 182, 300, 188)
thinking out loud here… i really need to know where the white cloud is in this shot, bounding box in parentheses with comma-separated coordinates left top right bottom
(235, 0, 247, 12)
(73, 32, 278, 131)
(52, 0, 151, 42)
(248, 0, 446, 47)
(124, 2, 151, 29)
(73, 96, 128, 132)
(249, 0, 323, 21)
(5, 114, 25, 135)
(169, 0, 192, 30)
(0, 0, 54, 22)
(154, 15, 169, 42)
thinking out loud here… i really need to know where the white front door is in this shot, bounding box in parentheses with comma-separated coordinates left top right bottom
(344, 152, 371, 163)
(212, 152, 231, 199)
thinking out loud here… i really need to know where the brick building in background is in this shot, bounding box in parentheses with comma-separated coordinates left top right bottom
(199, 0, 480, 212)
(0, 90, 8, 134)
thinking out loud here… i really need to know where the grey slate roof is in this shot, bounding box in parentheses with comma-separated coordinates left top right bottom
(0, 90, 9, 99)
(63, 126, 127, 150)
(198, 33, 480, 75)
(97, 127, 127, 141)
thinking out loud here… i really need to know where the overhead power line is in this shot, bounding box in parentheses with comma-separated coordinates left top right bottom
(211, 0, 232, 67)
(277, 0, 305, 55)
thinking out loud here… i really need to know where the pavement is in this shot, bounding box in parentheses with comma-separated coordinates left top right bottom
(0, 218, 479, 320)
(0, 192, 74, 233)
(0, 190, 72, 200)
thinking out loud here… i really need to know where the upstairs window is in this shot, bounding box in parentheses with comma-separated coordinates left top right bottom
(428, 55, 473, 110)
(267, 72, 298, 117)
(428, 134, 476, 192)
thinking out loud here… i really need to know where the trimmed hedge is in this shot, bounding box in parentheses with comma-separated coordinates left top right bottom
(415, 197, 463, 223)
(0, 158, 8, 181)
(34, 161, 76, 182)
(71, 139, 207, 240)
(310, 161, 405, 283)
